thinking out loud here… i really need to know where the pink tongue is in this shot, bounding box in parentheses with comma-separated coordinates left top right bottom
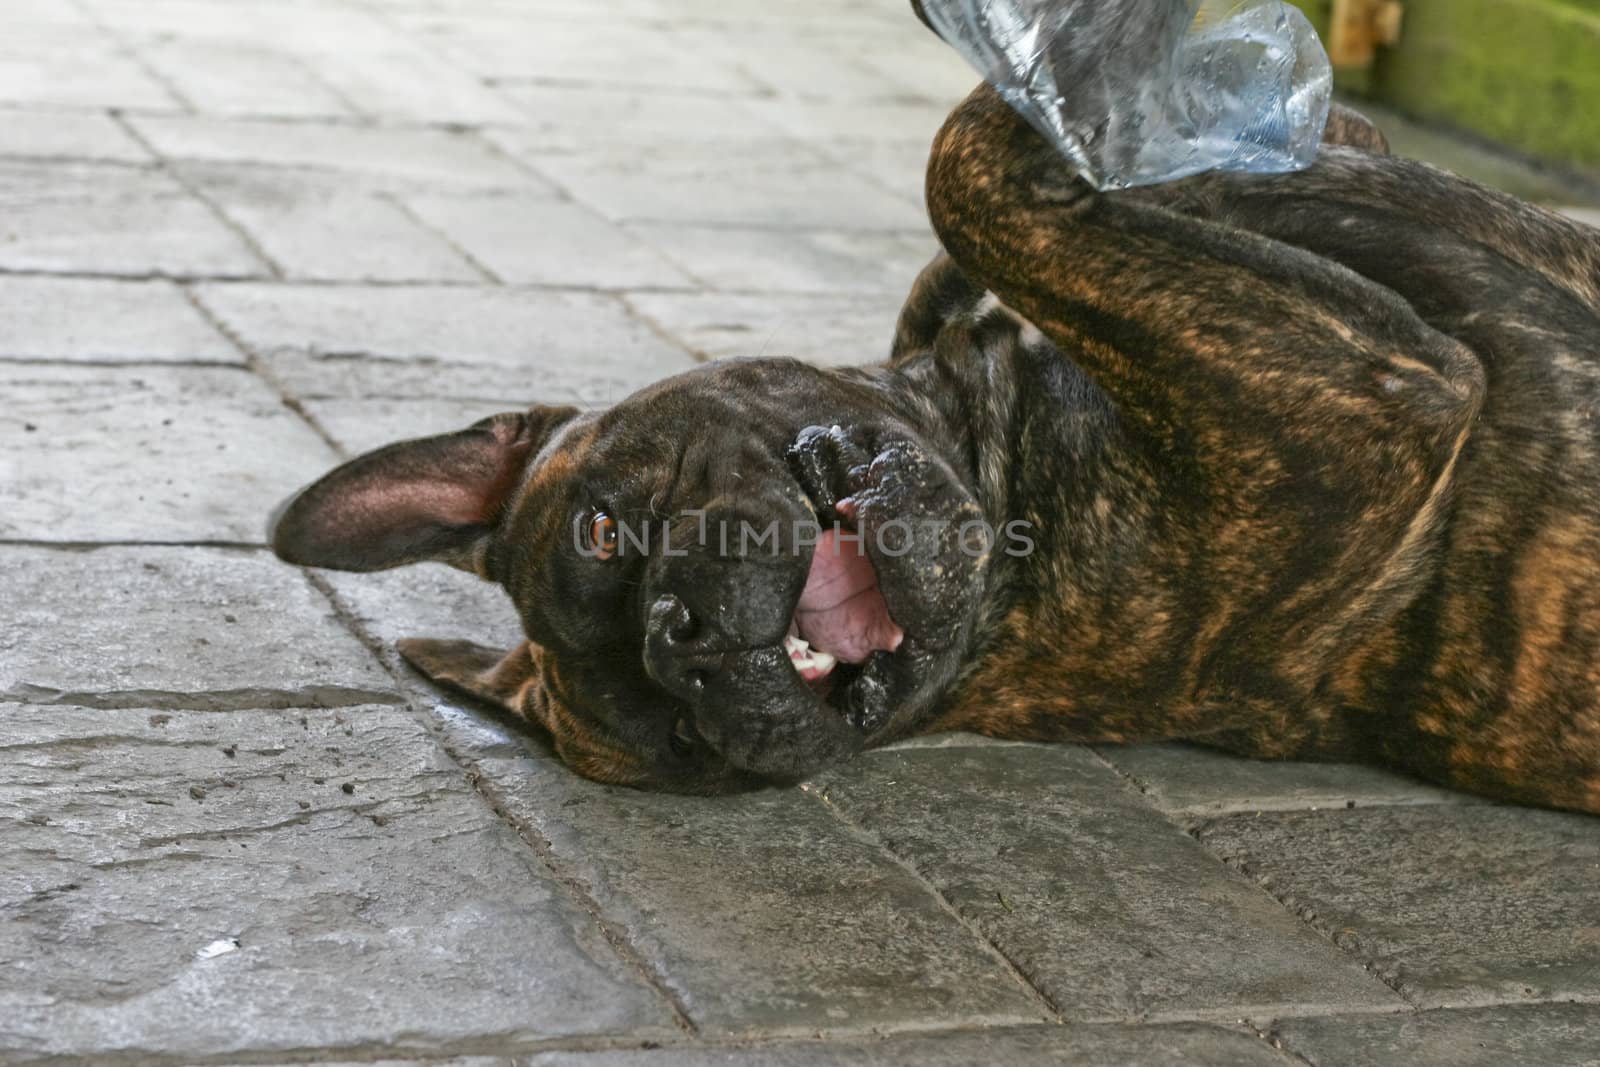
(795, 531, 904, 664)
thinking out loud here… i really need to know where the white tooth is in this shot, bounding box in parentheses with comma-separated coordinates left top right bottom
(785, 631, 837, 678)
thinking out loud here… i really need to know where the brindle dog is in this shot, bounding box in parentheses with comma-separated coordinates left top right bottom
(271, 79, 1600, 811)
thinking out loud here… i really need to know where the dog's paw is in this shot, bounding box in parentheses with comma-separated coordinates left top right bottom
(397, 637, 536, 714)
(787, 423, 874, 518)
(844, 440, 988, 646)
(790, 425, 987, 648)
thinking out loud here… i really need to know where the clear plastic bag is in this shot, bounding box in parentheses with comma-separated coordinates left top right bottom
(917, 0, 1333, 189)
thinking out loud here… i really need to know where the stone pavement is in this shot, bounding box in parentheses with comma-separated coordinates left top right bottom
(3, 1, 1599, 1064)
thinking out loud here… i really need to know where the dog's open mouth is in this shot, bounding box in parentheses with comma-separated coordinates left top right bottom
(784, 527, 904, 690)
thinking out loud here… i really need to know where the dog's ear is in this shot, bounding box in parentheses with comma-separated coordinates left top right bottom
(396, 637, 539, 717)
(270, 405, 579, 573)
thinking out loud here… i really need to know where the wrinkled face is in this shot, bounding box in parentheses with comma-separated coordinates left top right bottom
(490, 361, 989, 791)
(272, 358, 990, 792)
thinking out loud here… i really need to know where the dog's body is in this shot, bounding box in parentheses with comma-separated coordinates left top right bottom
(272, 84, 1600, 813)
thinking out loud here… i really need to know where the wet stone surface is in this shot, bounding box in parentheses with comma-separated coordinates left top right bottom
(0, 546, 397, 707)
(1, 363, 338, 542)
(525, 139, 927, 231)
(315, 568, 1044, 1035)
(192, 281, 694, 406)
(125, 113, 539, 190)
(400, 193, 699, 289)
(1272, 1003, 1600, 1067)
(0, 158, 266, 278)
(811, 744, 1403, 1022)
(0, 701, 675, 1061)
(625, 290, 907, 366)
(523, 1022, 1299, 1066)
(180, 164, 489, 284)
(0, 276, 232, 362)
(1194, 804, 1600, 1007)
(466, 745, 1052, 1037)
(1097, 742, 1467, 816)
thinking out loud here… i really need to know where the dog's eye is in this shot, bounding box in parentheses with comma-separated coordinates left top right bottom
(668, 717, 695, 759)
(584, 509, 619, 560)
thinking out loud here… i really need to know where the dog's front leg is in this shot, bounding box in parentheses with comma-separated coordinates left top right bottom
(789, 423, 989, 736)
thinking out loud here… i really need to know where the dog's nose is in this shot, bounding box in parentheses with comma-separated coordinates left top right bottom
(644, 593, 725, 702)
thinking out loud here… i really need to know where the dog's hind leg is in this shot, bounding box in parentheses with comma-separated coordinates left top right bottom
(928, 84, 1600, 813)
(928, 83, 1483, 719)
(1101, 114, 1600, 814)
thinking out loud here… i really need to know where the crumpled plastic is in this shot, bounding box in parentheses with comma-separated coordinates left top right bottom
(917, 0, 1333, 189)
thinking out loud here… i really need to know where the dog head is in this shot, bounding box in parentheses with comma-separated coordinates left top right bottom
(271, 359, 991, 792)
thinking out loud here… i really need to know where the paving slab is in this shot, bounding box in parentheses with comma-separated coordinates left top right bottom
(305, 397, 531, 458)
(667, 25, 914, 102)
(883, 731, 1038, 750)
(320, 555, 1405, 1037)
(486, 86, 786, 154)
(400, 0, 902, 22)
(408, 16, 761, 94)
(257, 345, 669, 411)
(1272, 1003, 1600, 1067)
(0, 107, 152, 163)
(402, 193, 698, 288)
(83, 0, 398, 52)
(523, 1022, 1298, 1066)
(0, 276, 234, 362)
(315, 563, 533, 760)
(256, 1060, 508, 1067)
(310, 42, 530, 126)
(0, 700, 674, 1062)
(134, 39, 360, 119)
(257, 1061, 507, 1067)
(1096, 742, 1466, 817)
(814, 137, 942, 212)
(128, 114, 540, 191)
(1, 363, 338, 542)
(625, 290, 905, 366)
(4, 1, 95, 26)
(0, 158, 267, 278)
(630, 223, 938, 294)
(472, 749, 1048, 1036)
(740, 96, 954, 145)
(319, 560, 523, 657)
(847, 33, 982, 105)
(0, 545, 396, 708)
(0, 29, 178, 111)
(194, 282, 694, 404)
(182, 165, 486, 283)
(311, 573, 1049, 1036)
(811, 744, 1402, 1022)
(316, 560, 553, 764)
(527, 140, 927, 230)
(1195, 804, 1600, 1007)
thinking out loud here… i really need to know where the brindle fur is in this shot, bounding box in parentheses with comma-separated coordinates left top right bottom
(909, 86, 1600, 813)
(272, 77, 1600, 811)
